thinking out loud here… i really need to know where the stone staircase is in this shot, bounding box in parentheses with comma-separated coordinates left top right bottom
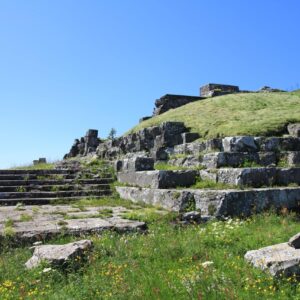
(116, 135, 300, 218)
(0, 168, 114, 205)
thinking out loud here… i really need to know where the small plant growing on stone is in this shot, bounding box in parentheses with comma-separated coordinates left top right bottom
(208, 204, 217, 216)
(16, 186, 26, 192)
(19, 213, 33, 222)
(15, 202, 26, 211)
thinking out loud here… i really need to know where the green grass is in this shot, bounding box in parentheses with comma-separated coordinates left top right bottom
(129, 92, 300, 138)
(154, 162, 187, 171)
(2, 212, 300, 299)
(12, 163, 55, 170)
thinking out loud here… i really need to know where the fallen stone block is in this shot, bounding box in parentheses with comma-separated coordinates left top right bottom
(25, 240, 93, 269)
(117, 170, 197, 189)
(245, 242, 300, 277)
(289, 232, 300, 249)
(288, 123, 300, 137)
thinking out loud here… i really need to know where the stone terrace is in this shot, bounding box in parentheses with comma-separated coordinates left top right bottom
(116, 124, 300, 218)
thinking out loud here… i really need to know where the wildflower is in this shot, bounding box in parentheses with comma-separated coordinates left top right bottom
(42, 267, 52, 273)
(201, 261, 214, 268)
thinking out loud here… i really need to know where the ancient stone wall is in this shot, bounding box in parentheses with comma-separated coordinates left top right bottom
(153, 94, 204, 116)
(200, 83, 240, 97)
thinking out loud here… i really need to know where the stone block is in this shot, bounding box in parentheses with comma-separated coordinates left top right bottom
(117, 157, 154, 172)
(223, 136, 258, 152)
(288, 123, 300, 137)
(289, 232, 300, 249)
(245, 243, 300, 277)
(117, 186, 300, 217)
(116, 187, 195, 212)
(25, 240, 93, 269)
(182, 132, 200, 144)
(117, 170, 197, 189)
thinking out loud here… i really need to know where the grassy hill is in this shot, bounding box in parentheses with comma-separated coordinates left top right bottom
(130, 92, 300, 138)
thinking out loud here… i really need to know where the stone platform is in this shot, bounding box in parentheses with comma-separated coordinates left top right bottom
(0, 205, 146, 243)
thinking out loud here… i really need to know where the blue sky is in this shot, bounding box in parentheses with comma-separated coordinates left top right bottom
(0, 0, 299, 168)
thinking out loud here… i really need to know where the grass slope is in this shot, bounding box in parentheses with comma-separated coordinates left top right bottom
(130, 92, 300, 138)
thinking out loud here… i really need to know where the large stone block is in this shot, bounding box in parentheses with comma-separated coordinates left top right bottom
(204, 167, 300, 187)
(115, 157, 154, 172)
(117, 170, 197, 189)
(223, 136, 258, 152)
(153, 94, 204, 116)
(117, 186, 300, 217)
(116, 187, 195, 212)
(245, 243, 300, 277)
(288, 123, 300, 137)
(182, 132, 200, 144)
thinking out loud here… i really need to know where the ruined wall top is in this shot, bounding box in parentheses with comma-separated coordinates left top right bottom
(200, 83, 240, 97)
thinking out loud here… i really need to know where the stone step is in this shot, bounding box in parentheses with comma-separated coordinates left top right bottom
(0, 173, 112, 181)
(0, 195, 111, 205)
(201, 151, 300, 168)
(0, 190, 111, 200)
(116, 186, 300, 217)
(200, 167, 300, 188)
(117, 170, 197, 189)
(172, 136, 300, 156)
(0, 169, 74, 175)
(0, 178, 114, 186)
(0, 184, 111, 192)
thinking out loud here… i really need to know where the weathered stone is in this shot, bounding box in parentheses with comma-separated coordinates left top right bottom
(117, 186, 300, 217)
(202, 152, 278, 168)
(33, 158, 47, 165)
(286, 152, 300, 166)
(200, 83, 239, 97)
(182, 132, 200, 144)
(199, 169, 218, 182)
(181, 211, 202, 223)
(216, 168, 278, 187)
(258, 86, 286, 93)
(289, 233, 300, 249)
(116, 187, 195, 212)
(288, 123, 300, 137)
(245, 243, 300, 277)
(65, 129, 100, 158)
(117, 170, 197, 189)
(153, 94, 204, 116)
(223, 136, 258, 152)
(25, 240, 93, 269)
(116, 157, 154, 172)
(169, 155, 202, 168)
(0, 205, 147, 243)
(203, 167, 300, 187)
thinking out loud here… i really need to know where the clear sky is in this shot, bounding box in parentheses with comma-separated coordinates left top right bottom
(0, 0, 299, 168)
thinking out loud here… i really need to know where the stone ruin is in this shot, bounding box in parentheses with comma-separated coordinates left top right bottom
(33, 158, 47, 165)
(138, 83, 285, 122)
(153, 94, 204, 116)
(200, 83, 240, 97)
(64, 129, 100, 159)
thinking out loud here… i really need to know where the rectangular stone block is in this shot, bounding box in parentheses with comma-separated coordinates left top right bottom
(117, 170, 197, 189)
(116, 186, 300, 217)
(206, 167, 300, 188)
(115, 157, 154, 172)
(182, 132, 200, 144)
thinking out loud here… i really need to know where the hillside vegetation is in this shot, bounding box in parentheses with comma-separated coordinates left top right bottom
(130, 92, 300, 138)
